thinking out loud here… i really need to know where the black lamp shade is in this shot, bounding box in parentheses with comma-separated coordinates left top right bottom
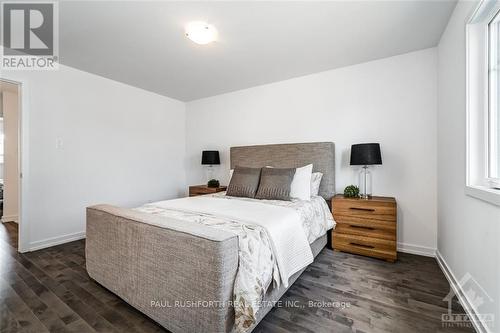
(350, 143, 382, 165)
(201, 150, 220, 165)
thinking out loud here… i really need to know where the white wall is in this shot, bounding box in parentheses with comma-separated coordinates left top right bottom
(437, 2, 500, 332)
(186, 48, 438, 255)
(1, 63, 186, 251)
(2, 85, 19, 223)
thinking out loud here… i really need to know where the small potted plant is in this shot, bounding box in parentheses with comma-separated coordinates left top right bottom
(344, 185, 360, 198)
(207, 179, 220, 188)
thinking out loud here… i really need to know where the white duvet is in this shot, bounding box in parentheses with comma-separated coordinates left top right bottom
(135, 193, 334, 332)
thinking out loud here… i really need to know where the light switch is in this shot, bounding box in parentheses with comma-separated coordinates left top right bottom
(56, 138, 64, 149)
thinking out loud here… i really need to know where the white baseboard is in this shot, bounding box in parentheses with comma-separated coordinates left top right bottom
(436, 250, 491, 333)
(1, 215, 18, 223)
(28, 231, 86, 252)
(397, 242, 436, 257)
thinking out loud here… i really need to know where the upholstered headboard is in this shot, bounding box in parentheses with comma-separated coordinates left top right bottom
(230, 142, 335, 200)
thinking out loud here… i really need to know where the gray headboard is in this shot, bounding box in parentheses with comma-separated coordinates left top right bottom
(230, 142, 335, 200)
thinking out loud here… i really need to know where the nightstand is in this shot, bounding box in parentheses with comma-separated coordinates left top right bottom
(189, 185, 227, 197)
(332, 194, 397, 262)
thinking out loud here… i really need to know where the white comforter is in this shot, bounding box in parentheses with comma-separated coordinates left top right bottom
(135, 193, 334, 332)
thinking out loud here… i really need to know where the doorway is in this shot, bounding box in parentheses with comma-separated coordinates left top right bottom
(0, 80, 21, 251)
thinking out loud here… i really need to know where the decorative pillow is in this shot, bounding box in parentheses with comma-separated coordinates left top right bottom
(226, 166, 262, 198)
(290, 164, 313, 200)
(255, 167, 295, 200)
(310, 172, 323, 196)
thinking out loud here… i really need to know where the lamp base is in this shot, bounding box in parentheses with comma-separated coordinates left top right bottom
(358, 166, 372, 199)
(205, 165, 215, 183)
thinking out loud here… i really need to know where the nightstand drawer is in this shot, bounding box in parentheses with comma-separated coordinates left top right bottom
(333, 200, 396, 222)
(334, 215, 396, 228)
(333, 233, 397, 260)
(189, 189, 212, 196)
(189, 185, 227, 197)
(335, 219, 396, 240)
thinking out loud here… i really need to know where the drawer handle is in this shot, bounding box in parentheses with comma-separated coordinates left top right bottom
(349, 207, 375, 212)
(349, 225, 375, 231)
(350, 242, 375, 249)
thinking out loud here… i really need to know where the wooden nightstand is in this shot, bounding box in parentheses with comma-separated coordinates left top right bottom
(332, 194, 397, 262)
(189, 185, 227, 197)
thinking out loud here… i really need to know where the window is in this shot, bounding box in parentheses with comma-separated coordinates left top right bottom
(466, 1, 500, 206)
(489, 11, 500, 185)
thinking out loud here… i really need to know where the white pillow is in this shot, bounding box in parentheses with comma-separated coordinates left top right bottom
(310, 172, 323, 196)
(229, 169, 234, 182)
(290, 164, 313, 200)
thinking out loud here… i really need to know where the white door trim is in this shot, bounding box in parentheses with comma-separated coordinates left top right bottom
(1, 78, 28, 252)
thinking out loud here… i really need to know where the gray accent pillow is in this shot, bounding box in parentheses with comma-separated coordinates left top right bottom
(226, 166, 262, 198)
(255, 167, 295, 200)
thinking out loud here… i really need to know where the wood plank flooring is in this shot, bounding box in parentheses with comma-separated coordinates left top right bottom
(0, 222, 475, 333)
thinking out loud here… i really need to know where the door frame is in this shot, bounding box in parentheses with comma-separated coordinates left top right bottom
(1, 78, 28, 252)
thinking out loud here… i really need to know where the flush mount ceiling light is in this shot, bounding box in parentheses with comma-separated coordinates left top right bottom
(185, 21, 218, 45)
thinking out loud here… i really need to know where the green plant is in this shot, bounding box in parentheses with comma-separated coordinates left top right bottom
(344, 185, 360, 198)
(207, 179, 220, 188)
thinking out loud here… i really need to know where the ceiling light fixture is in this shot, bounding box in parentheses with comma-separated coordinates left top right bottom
(185, 21, 217, 45)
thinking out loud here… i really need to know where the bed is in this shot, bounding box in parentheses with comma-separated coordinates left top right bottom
(85, 142, 336, 333)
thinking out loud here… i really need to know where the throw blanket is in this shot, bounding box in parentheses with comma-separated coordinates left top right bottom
(149, 196, 314, 287)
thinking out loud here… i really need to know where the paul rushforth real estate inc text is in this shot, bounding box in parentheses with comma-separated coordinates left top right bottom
(150, 299, 351, 309)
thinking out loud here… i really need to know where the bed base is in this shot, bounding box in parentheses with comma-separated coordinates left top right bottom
(86, 204, 327, 333)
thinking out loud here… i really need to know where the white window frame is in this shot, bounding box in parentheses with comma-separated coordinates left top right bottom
(466, 0, 500, 206)
(488, 11, 500, 182)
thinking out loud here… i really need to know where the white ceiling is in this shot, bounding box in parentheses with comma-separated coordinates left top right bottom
(58, 1, 457, 101)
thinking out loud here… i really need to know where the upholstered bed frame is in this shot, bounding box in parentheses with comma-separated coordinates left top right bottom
(86, 142, 335, 333)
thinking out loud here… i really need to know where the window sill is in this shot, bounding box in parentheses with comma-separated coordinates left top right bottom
(465, 185, 500, 207)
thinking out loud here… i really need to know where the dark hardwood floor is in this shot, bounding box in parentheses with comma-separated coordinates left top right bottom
(0, 222, 474, 333)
